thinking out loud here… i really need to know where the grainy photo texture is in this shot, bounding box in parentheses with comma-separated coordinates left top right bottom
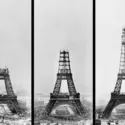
(34, 0, 92, 124)
(0, 0, 31, 124)
(96, 0, 125, 124)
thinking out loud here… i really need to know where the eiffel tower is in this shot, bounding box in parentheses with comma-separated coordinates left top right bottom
(43, 50, 85, 117)
(103, 28, 125, 118)
(0, 68, 24, 115)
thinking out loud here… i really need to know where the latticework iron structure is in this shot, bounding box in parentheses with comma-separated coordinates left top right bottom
(103, 28, 125, 118)
(0, 68, 24, 115)
(43, 50, 84, 117)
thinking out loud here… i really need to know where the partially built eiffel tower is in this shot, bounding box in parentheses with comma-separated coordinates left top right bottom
(103, 28, 125, 118)
(43, 50, 85, 117)
(0, 68, 24, 115)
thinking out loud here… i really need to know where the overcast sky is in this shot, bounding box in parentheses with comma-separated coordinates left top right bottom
(96, 0, 125, 105)
(0, 0, 31, 97)
(35, 0, 92, 99)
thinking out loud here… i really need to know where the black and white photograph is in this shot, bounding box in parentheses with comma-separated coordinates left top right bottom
(0, 0, 31, 124)
(96, 0, 125, 124)
(34, 0, 92, 124)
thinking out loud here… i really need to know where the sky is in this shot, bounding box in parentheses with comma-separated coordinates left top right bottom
(0, 0, 31, 97)
(35, 0, 92, 99)
(96, 0, 125, 105)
